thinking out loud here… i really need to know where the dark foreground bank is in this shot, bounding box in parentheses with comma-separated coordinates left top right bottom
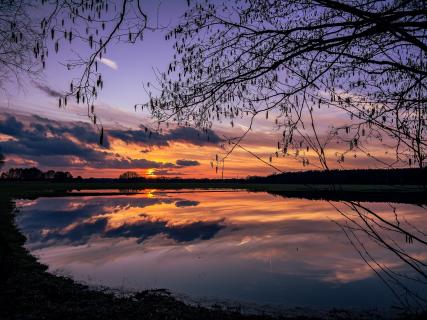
(1, 186, 426, 319)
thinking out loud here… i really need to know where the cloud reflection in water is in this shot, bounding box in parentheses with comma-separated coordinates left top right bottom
(16, 190, 427, 308)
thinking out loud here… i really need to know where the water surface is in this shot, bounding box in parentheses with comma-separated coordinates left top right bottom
(16, 189, 427, 309)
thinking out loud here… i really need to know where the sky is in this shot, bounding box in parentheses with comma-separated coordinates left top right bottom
(0, 0, 400, 179)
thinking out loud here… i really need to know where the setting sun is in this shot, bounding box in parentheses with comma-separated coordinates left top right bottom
(146, 169, 156, 177)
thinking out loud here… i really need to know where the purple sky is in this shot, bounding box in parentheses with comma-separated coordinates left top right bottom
(0, 1, 403, 178)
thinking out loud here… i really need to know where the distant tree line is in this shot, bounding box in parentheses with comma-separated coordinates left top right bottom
(116, 168, 426, 186)
(1, 167, 424, 185)
(249, 168, 427, 185)
(0, 167, 76, 181)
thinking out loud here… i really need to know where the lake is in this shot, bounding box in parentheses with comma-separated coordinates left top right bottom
(15, 189, 427, 311)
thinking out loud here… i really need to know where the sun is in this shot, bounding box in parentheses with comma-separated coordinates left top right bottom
(146, 169, 156, 177)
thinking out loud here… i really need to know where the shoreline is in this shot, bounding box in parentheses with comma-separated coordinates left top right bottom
(1, 181, 426, 205)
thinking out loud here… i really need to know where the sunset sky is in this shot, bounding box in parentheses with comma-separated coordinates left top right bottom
(0, 0, 399, 179)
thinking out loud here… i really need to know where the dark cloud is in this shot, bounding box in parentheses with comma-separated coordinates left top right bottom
(39, 218, 224, 246)
(45, 218, 109, 246)
(176, 159, 200, 167)
(0, 115, 181, 170)
(175, 200, 200, 207)
(0, 135, 97, 158)
(109, 126, 221, 147)
(100, 218, 221, 243)
(18, 197, 178, 233)
(0, 114, 108, 153)
(108, 128, 168, 147)
(0, 115, 24, 136)
(0, 113, 219, 171)
(34, 83, 63, 98)
(31, 114, 111, 147)
(106, 219, 223, 243)
(165, 127, 221, 146)
(18, 197, 179, 246)
(165, 221, 223, 242)
(105, 158, 177, 169)
(149, 169, 184, 177)
(19, 196, 222, 247)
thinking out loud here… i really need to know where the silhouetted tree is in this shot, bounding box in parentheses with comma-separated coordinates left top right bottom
(1, 167, 72, 181)
(43, 170, 56, 180)
(1, 0, 150, 142)
(119, 171, 140, 180)
(146, 0, 426, 170)
(5, 167, 43, 180)
(3, 1, 425, 168)
(53, 171, 73, 181)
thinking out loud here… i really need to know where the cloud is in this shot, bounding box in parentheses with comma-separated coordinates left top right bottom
(25, 210, 224, 245)
(97, 57, 118, 70)
(0, 115, 24, 136)
(151, 169, 182, 176)
(19, 197, 179, 245)
(19, 196, 223, 247)
(176, 159, 200, 167)
(48, 218, 109, 246)
(108, 128, 168, 147)
(0, 113, 223, 174)
(34, 83, 63, 98)
(108, 126, 221, 147)
(0, 114, 179, 170)
(165, 127, 221, 145)
(95, 157, 177, 169)
(175, 200, 200, 207)
(104, 219, 223, 244)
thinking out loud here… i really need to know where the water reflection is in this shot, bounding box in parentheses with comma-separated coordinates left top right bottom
(329, 200, 427, 309)
(16, 190, 427, 309)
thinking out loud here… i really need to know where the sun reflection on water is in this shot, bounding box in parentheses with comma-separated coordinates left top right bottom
(15, 190, 427, 309)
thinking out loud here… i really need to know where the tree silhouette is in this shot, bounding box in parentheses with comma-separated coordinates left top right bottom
(0, 167, 73, 180)
(145, 0, 426, 170)
(2, 1, 425, 166)
(119, 171, 140, 179)
(1, 0, 150, 141)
